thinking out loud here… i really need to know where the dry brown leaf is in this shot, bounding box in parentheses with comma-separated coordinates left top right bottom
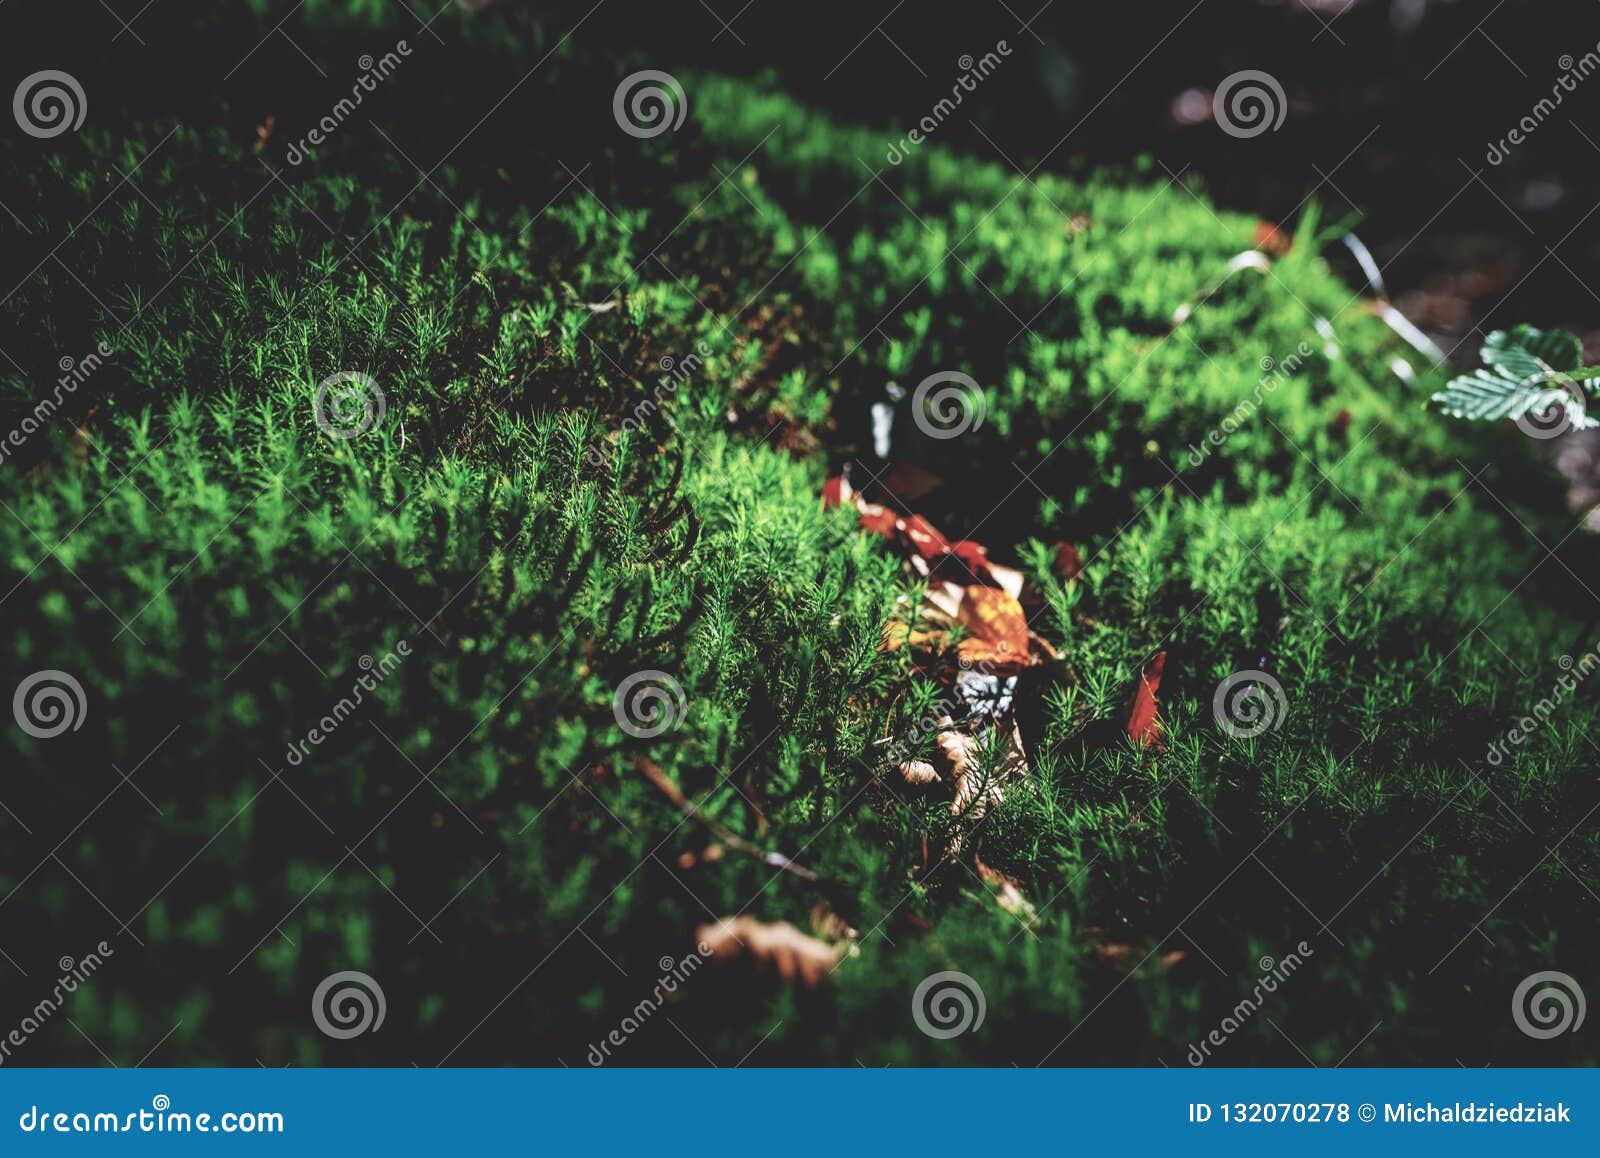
(977, 859, 1038, 926)
(935, 717, 1003, 824)
(1092, 942, 1136, 964)
(676, 842, 726, 870)
(938, 720, 1032, 860)
(1091, 941, 1188, 973)
(880, 620, 949, 652)
(880, 580, 964, 654)
(696, 916, 842, 988)
(809, 902, 859, 942)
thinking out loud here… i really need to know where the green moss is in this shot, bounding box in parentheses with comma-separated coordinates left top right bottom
(0, 7, 1594, 1066)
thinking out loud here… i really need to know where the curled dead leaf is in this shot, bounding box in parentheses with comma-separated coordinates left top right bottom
(696, 916, 842, 988)
(939, 720, 1032, 860)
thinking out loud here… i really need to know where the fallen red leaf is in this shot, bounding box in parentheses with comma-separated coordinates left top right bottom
(857, 503, 898, 537)
(878, 461, 941, 505)
(1127, 651, 1167, 750)
(1053, 540, 1084, 582)
(1254, 221, 1293, 257)
(934, 539, 998, 586)
(898, 514, 950, 561)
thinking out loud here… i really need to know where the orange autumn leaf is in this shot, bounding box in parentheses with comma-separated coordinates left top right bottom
(955, 585, 1031, 672)
(880, 618, 949, 652)
(1127, 651, 1167, 750)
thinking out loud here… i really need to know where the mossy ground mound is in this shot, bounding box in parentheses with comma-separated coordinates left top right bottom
(1, 3, 1595, 1065)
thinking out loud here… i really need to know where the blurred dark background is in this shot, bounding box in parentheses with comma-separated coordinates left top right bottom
(7, 0, 1599, 361)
